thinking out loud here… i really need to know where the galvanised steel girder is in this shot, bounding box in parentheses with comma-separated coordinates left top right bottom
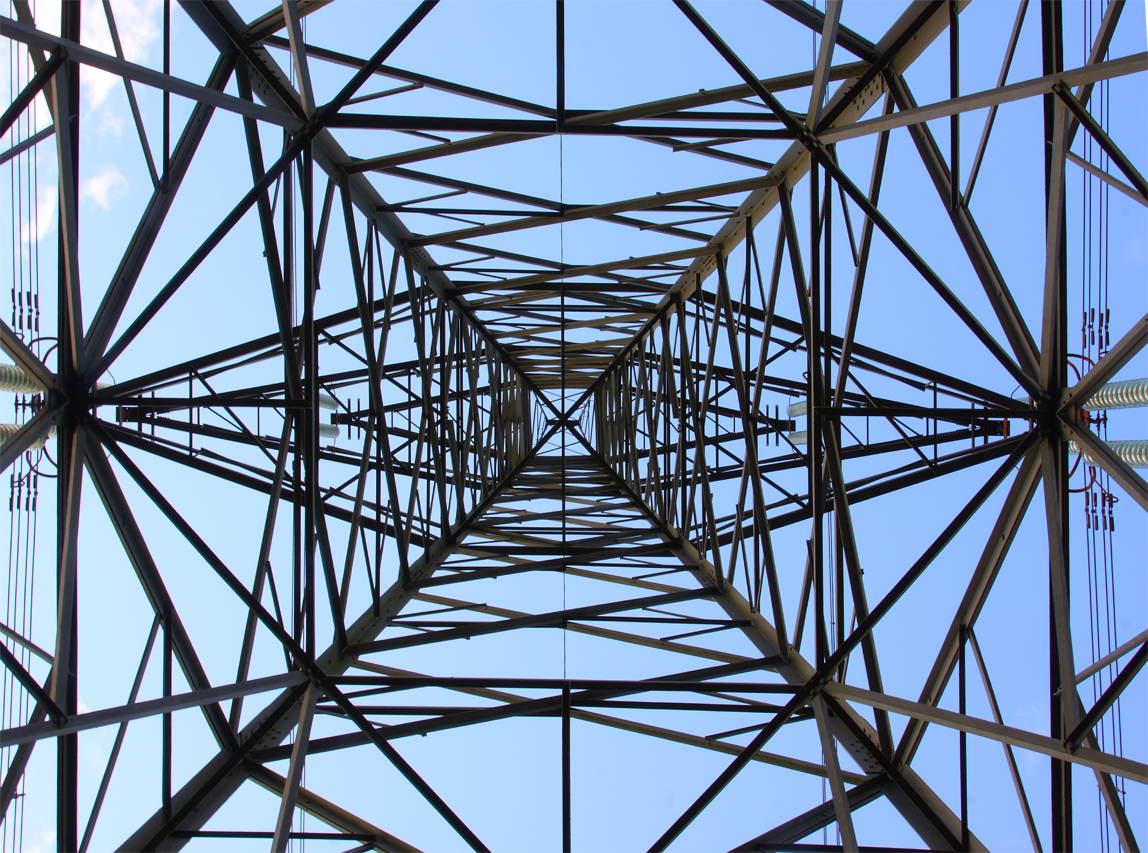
(111, 0, 1143, 849)
(0, 1, 1144, 850)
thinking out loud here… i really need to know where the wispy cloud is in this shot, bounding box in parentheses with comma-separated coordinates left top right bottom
(80, 0, 163, 111)
(19, 187, 57, 245)
(1, 0, 160, 137)
(21, 829, 56, 853)
(80, 165, 127, 209)
(28, 0, 61, 36)
(92, 107, 125, 138)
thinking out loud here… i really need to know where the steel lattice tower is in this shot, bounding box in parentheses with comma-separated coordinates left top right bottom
(0, 1, 1145, 851)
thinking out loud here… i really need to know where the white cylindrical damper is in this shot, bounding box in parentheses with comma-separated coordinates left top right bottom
(1070, 439, 1148, 469)
(0, 363, 41, 394)
(0, 419, 341, 445)
(0, 422, 55, 450)
(1081, 378, 1148, 411)
(0, 415, 339, 447)
(3, 362, 330, 405)
(318, 393, 339, 441)
(787, 400, 808, 418)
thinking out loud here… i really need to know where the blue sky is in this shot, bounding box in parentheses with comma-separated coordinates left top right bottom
(1, 1, 1146, 850)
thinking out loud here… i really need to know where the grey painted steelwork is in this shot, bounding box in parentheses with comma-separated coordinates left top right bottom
(0, 1, 1144, 851)
(1081, 377, 1148, 410)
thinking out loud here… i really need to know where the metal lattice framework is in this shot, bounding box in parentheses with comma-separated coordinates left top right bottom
(0, 1, 1145, 850)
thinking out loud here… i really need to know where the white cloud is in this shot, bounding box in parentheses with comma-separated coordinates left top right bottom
(33, 88, 53, 132)
(80, 165, 127, 209)
(0, 0, 158, 135)
(80, 0, 162, 110)
(22, 829, 56, 853)
(20, 186, 57, 245)
(92, 107, 125, 138)
(0, 1, 59, 136)
(28, 0, 61, 36)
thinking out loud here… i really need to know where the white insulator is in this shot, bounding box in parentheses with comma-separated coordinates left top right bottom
(319, 393, 338, 411)
(787, 430, 808, 446)
(0, 362, 113, 394)
(0, 363, 40, 394)
(1070, 439, 1148, 469)
(318, 422, 340, 441)
(786, 399, 808, 418)
(1082, 378, 1148, 411)
(0, 422, 55, 450)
